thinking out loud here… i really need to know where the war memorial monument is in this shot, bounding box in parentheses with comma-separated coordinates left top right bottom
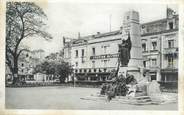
(83, 10, 176, 104)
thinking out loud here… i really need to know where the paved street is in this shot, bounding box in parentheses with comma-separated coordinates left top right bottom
(6, 87, 177, 110)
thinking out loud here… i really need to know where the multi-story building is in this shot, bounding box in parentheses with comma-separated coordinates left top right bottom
(141, 8, 178, 83)
(18, 49, 45, 80)
(63, 8, 178, 84)
(5, 49, 46, 82)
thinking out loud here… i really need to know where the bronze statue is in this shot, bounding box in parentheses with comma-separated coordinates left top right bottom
(118, 33, 132, 66)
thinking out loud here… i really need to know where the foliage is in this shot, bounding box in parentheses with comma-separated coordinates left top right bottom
(33, 61, 73, 83)
(100, 73, 137, 97)
(6, 2, 52, 84)
(107, 69, 117, 80)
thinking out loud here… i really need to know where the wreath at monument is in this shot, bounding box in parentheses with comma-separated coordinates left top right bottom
(100, 73, 137, 98)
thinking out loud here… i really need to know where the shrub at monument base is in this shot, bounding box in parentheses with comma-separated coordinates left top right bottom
(100, 74, 137, 99)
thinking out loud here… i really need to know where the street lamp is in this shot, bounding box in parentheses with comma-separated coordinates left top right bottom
(73, 66, 76, 88)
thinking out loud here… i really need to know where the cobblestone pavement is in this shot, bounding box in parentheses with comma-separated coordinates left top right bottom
(5, 87, 178, 110)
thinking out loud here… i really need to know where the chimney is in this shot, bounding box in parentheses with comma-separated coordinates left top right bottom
(63, 37, 65, 45)
(97, 32, 100, 35)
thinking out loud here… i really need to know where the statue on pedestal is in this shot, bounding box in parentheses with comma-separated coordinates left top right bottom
(118, 33, 132, 67)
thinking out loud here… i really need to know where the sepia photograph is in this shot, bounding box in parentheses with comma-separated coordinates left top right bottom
(3, 0, 180, 111)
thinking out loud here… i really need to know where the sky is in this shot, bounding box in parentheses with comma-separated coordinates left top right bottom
(22, 2, 178, 56)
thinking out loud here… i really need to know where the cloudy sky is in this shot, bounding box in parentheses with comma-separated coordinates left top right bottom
(23, 2, 178, 56)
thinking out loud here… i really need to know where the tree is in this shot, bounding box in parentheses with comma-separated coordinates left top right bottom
(45, 51, 64, 62)
(6, 2, 52, 84)
(33, 61, 73, 83)
(45, 53, 58, 61)
(56, 61, 73, 83)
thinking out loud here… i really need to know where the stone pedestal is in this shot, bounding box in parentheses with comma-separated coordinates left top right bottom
(118, 66, 144, 82)
(147, 80, 161, 96)
(118, 10, 143, 82)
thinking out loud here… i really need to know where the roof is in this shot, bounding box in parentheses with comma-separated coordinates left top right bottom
(94, 30, 120, 38)
(74, 30, 120, 40)
(64, 15, 178, 45)
(141, 15, 178, 26)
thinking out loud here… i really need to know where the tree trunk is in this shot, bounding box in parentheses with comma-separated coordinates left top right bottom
(12, 58, 19, 84)
(12, 68, 18, 84)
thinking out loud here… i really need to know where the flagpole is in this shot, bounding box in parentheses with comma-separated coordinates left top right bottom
(109, 14, 112, 32)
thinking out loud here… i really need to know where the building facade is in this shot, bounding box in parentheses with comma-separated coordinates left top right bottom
(141, 8, 178, 83)
(18, 49, 45, 76)
(63, 8, 178, 84)
(5, 49, 46, 83)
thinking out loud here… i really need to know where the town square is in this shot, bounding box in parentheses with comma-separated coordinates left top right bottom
(4, 1, 178, 110)
(6, 87, 177, 110)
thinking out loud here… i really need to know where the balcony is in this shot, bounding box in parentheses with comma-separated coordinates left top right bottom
(150, 49, 158, 53)
(90, 54, 119, 60)
(142, 50, 148, 53)
(163, 47, 178, 55)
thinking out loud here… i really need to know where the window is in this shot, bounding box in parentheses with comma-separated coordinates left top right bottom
(104, 60, 107, 67)
(81, 49, 84, 57)
(102, 45, 110, 54)
(84, 69, 86, 73)
(75, 62, 78, 67)
(75, 50, 78, 58)
(92, 61, 95, 68)
(104, 46, 107, 54)
(99, 69, 101, 72)
(168, 40, 174, 48)
(79, 69, 82, 73)
(104, 68, 107, 72)
(94, 69, 96, 72)
(75, 69, 78, 73)
(143, 61, 146, 67)
(169, 22, 173, 29)
(22, 69, 24, 73)
(152, 41, 157, 50)
(151, 75, 156, 81)
(151, 59, 157, 67)
(142, 43, 146, 51)
(92, 48, 95, 56)
(26, 54, 29, 57)
(21, 63, 24, 67)
(168, 56, 174, 67)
